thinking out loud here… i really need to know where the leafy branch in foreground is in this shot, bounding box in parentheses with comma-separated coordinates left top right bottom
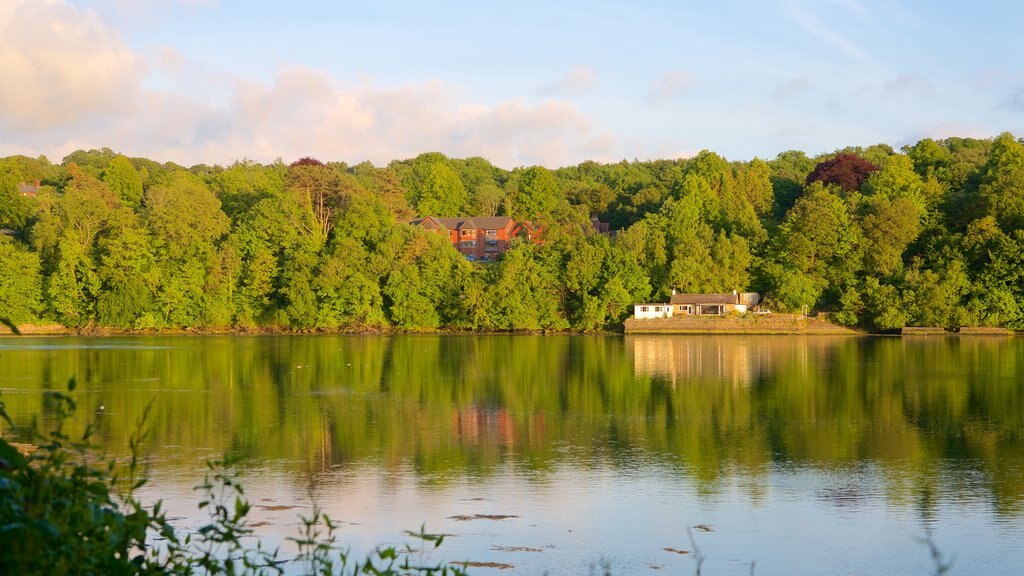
(0, 378, 464, 575)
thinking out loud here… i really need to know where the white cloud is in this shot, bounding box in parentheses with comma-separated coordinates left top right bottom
(0, 0, 143, 131)
(215, 71, 610, 168)
(1, 62, 613, 168)
(0, 1, 614, 169)
(647, 70, 696, 104)
(541, 66, 599, 95)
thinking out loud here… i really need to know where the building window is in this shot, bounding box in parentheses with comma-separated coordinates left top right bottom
(640, 306, 649, 312)
(486, 229, 497, 236)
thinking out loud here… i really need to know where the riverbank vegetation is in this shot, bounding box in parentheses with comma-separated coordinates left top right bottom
(3, 134, 1024, 332)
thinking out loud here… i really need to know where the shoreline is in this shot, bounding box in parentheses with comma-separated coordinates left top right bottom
(0, 323, 610, 338)
(624, 314, 863, 335)
(2, 320, 1017, 337)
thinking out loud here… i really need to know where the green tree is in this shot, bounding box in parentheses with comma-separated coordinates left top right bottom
(979, 132, 1024, 232)
(857, 195, 921, 277)
(371, 167, 416, 221)
(486, 244, 568, 330)
(315, 238, 387, 328)
(768, 150, 816, 220)
(101, 154, 143, 208)
(145, 171, 229, 259)
(95, 209, 158, 327)
(278, 238, 321, 328)
(44, 236, 100, 326)
(414, 159, 467, 216)
(761, 183, 860, 310)
(735, 157, 774, 216)
(384, 263, 440, 329)
(144, 171, 230, 326)
(861, 277, 908, 331)
(286, 158, 353, 246)
(209, 159, 286, 218)
(0, 171, 35, 230)
(0, 237, 42, 323)
(508, 166, 566, 220)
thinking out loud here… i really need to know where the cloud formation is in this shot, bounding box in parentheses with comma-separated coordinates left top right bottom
(213, 70, 612, 168)
(0, 0, 143, 131)
(0, 0, 614, 168)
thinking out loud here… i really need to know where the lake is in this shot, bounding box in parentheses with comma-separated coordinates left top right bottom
(1, 334, 1023, 575)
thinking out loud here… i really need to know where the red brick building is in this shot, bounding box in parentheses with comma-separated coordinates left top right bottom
(409, 216, 541, 260)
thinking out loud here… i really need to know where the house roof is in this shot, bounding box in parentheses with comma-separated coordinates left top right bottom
(410, 216, 515, 230)
(670, 293, 741, 305)
(413, 216, 443, 230)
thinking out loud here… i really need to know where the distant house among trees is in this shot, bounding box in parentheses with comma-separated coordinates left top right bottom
(669, 291, 761, 316)
(590, 215, 611, 235)
(633, 303, 673, 319)
(633, 291, 761, 318)
(17, 181, 40, 197)
(409, 216, 542, 260)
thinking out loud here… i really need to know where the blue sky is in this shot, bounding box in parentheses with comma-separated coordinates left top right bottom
(1, 0, 1022, 168)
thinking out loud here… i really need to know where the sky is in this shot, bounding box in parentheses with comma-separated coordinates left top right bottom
(1, 0, 1022, 169)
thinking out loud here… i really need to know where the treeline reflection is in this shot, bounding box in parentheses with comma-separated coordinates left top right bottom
(1, 335, 1022, 512)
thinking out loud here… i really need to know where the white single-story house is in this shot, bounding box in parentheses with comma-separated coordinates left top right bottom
(669, 291, 760, 316)
(633, 303, 674, 319)
(633, 291, 762, 319)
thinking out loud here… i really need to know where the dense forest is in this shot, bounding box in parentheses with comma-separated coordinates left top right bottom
(1, 134, 1023, 332)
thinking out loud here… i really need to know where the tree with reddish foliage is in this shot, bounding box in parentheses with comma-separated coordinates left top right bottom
(806, 153, 879, 193)
(290, 156, 326, 168)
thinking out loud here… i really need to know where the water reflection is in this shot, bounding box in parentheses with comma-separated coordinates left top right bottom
(2, 335, 1024, 574)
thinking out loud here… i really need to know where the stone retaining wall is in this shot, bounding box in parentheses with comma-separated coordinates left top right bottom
(624, 314, 859, 335)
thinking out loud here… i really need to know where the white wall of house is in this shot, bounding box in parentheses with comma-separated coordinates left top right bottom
(634, 304, 674, 319)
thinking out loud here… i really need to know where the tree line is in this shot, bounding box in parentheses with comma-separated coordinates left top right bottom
(1, 134, 1023, 332)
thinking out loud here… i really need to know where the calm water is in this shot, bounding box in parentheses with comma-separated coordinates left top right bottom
(1, 335, 1023, 575)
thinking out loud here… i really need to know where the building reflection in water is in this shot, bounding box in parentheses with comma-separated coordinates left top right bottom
(627, 335, 853, 387)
